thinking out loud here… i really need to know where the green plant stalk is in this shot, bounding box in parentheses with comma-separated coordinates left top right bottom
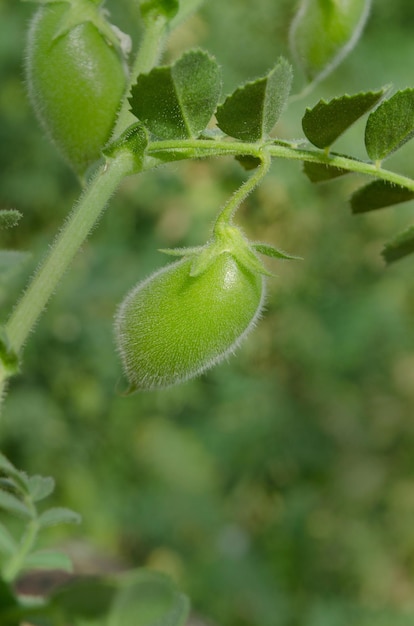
(147, 139, 414, 191)
(2, 12, 168, 366)
(5, 153, 134, 355)
(214, 149, 272, 231)
(2, 517, 38, 583)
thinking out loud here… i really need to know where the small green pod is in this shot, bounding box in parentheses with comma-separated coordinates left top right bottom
(115, 252, 265, 391)
(26, 1, 128, 174)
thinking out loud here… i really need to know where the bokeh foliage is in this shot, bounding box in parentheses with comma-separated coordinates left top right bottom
(1, 0, 414, 624)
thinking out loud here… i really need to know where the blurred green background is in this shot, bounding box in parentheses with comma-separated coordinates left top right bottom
(2, 0, 414, 624)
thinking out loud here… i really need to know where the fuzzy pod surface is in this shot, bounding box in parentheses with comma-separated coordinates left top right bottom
(115, 252, 265, 391)
(26, 0, 128, 174)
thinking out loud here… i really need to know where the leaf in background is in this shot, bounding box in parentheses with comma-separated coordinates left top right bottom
(0, 453, 28, 495)
(303, 161, 349, 182)
(28, 476, 55, 503)
(108, 570, 190, 626)
(130, 50, 221, 140)
(290, 0, 371, 84)
(365, 89, 414, 162)
(382, 225, 414, 264)
(0, 521, 17, 555)
(50, 576, 116, 620)
(0, 250, 30, 277)
(302, 90, 386, 149)
(216, 58, 293, 142)
(0, 579, 18, 619)
(22, 550, 73, 574)
(38, 507, 81, 528)
(0, 210, 22, 230)
(351, 180, 414, 213)
(140, 0, 179, 21)
(0, 489, 33, 519)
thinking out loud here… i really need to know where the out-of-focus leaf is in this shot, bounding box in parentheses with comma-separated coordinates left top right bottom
(365, 89, 414, 161)
(108, 570, 190, 626)
(0, 489, 32, 519)
(382, 225, 414, 264)
(22, 550, 73, 574)
(351, 180, 414, 213)
(50, 576, 116, 620)
(0, 521, 17, 555)
(216, 58, 293, 142)
(290, 0, 372, 83)
(0, 251, 29, 276)
(27, 476, 55, 502)
(130, 50, 221, 140)
(302, 90, 386, 149)
(38, 507, 81, 528)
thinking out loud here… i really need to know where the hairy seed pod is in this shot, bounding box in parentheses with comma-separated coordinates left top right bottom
(26, 0, 128, 174)
(115, 251, 265, 391)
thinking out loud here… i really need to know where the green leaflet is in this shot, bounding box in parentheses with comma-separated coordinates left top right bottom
(216, 58, 293, 142)
(129, 50, 221, 140)
(290, 0, 372, 83)
(303, 161, 349, 183)
(302, 90, 386, 149)
(365, 89, 414, 162)
(382, 225, 414, 264)
(351, 180, 414, 213)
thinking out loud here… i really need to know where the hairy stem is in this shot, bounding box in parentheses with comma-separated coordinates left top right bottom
(5, 153, 134, 355)
(214, 149, 272, 230)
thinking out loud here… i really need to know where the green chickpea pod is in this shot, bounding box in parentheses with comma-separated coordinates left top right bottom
(26, 0, 129, 175)
(115, 223, 268, 391)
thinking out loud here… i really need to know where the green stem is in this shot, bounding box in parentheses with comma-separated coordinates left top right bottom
(5, 153, 134, 356)
(3, 517, 39, 583)
(113, 13, 168, 136)
(214, 149, 272, 231)
(146, 138, 414, 191)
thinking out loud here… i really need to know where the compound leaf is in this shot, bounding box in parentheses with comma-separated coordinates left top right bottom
(382, 225, 414, 264)
(351, 180, 414, 213)
(290, 0, 372, 83)
(130, 50, 221, 140)
(365, 89, 414, 161)
(302, 90, 386, 148)
(216, 57, 293, 142)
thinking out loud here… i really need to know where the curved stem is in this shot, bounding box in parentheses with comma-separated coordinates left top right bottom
(5, 153, 134, 356)
(214, 149, 272, 231)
